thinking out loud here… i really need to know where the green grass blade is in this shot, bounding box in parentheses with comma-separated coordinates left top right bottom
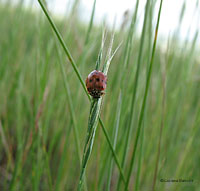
(151, 57, 166, 191)
(125, 0, 164, 189)
(123, 0, 139, 70)
(121, 0, 150, 167)
(0, 120, 14, 170)
(135, 121, 144, 191)
(117, 0, 149, 189)
(96, 30, 106, 70)
(107, 92, 122, 190)
(54, 41, 87, 190)
(116, 1, 140, 189)
(99, 118, 127, 185)
(38, 0, 89, 99)
(55, 41, 81, 163)
(84, 0, 96, 45)
(78, 98, 102, 191)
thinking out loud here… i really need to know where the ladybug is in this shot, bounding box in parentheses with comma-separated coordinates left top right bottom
(86, 70, 107, 99)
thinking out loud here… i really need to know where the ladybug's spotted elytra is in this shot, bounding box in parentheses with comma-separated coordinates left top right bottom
(86, 70, 107, 99)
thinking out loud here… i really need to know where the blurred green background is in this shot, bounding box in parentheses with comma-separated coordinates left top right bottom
(0, 0, 199, 190)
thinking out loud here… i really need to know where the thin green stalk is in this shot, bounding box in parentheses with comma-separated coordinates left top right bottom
(120, 0, 144, 156)
(41, 137, 53, 191)
(78, 34, 125, 190)
(38, 0, 88, 99)
(78, 0, 97, 70)
(172, 91, 200, 191)
(124, 0, 150, 161)
(84, 0, 96, 45)
(98, 35, 127, 186)
(135, 122, 144, 191)
(54, 41, 87, 191)
(123, 0, 139, 70)
(135, 4, 155, 190)
(125, 0, 164, 189)
(70, 0, 80, 18)
(54, 122, 72, 190)
(176, 106, 200, 176)
(78, 41, 106, 190)
(9, 65, 25, 191)
(96, 29, 106, 70)
(117, 0, 149, 189)
(0, 120, 14, 170)
(99, 118, 127, 185)
(116, 1, 140, 189)
(34, 86, 54, 191)
(151, 49, 166, 191)
(33, 129, 42, 191)
(55, 41, 81, 163)
(38, 0, 126, 184)
(9, 142, 23, 191)
(107, 92, 122, 191)
(78, 98, 102, 191)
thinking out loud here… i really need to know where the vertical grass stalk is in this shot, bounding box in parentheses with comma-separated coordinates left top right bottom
(125, 0, 164, 189)
(78, 98, 102, 190)
(84, 0, 96, 45)
(115, 1, 140, 189)
(117, 0, 149, 189)
(135, 122, 144, 191)
(107, 92, 122, 190)
(151, 54, 166, 191)
(54, 41, 88, 190)
(78, 33, 120, 190)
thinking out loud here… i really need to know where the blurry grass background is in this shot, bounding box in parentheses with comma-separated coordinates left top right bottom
(0, 0, 200, 190)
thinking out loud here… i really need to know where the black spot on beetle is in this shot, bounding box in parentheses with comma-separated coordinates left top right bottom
(89, 79, 93, 83)
(96, 78, 100, 82)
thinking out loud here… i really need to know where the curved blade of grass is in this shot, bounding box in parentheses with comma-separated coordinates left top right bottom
(125, 0, 164, 189)
(38, 0, 89, 99)
(104, 41, 123, 74)
(37, 0, 126, 185)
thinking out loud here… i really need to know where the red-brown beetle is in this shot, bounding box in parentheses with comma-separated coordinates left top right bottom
(86, 70, 107, 99)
